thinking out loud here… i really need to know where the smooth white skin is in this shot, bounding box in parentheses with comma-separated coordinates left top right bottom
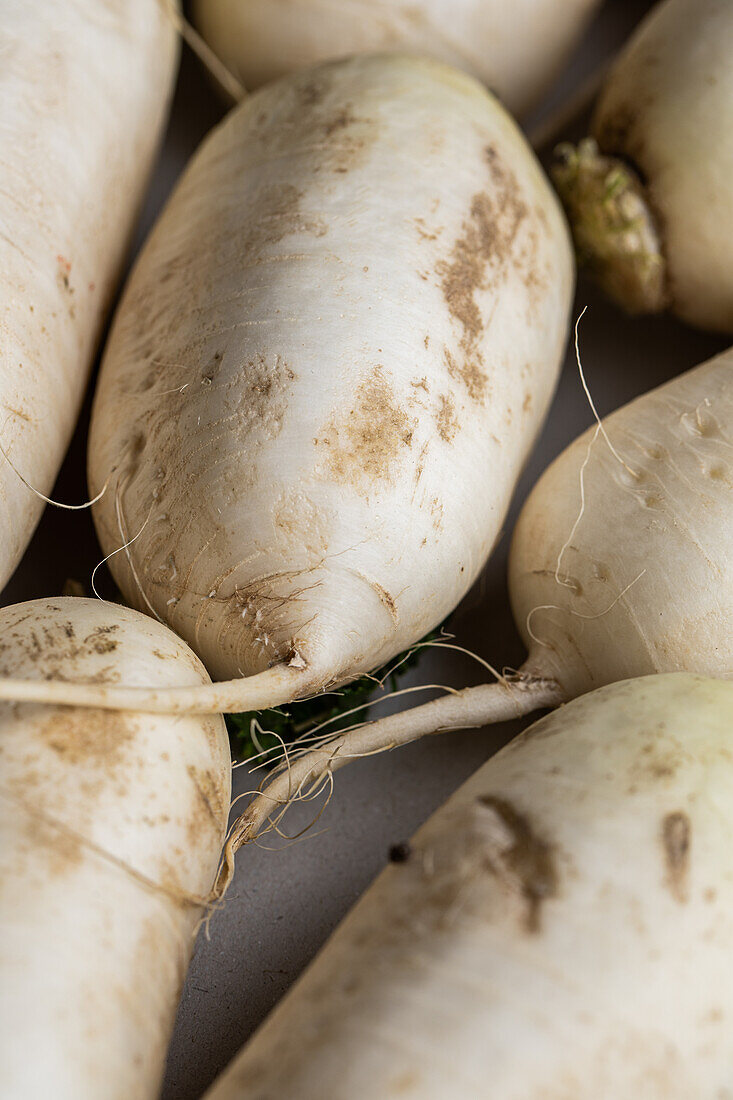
(217, 348, 732, 851)
(205, 674, 733, 1099)
(83, 54, 573, 711)
(0, 598, 230, 1100)
(592, 0, 733, 331)
(193, 0, 602, 117)
(0, 0, 177, 593)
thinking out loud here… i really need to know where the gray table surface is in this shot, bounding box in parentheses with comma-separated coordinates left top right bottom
(3, 3, 726, 1097)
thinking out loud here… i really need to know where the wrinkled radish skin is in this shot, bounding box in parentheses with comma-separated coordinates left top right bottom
(85, 54, 573, 710)
(204, 675, 733, 1099)
(0, 598, 230, 1099)
(0, 1, 178, 592)
(193, 0, 602, 117)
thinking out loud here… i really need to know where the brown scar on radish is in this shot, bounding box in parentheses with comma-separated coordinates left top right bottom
(226, 352, 296, 446)
(478, 794, 559, 933)
(372, 582, 398, 623)
(662, 811, 691, 904)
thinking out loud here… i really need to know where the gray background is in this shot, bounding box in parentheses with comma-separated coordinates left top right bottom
(2, 3, 725, 1097)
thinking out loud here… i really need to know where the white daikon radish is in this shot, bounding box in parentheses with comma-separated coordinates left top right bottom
(0, 0, 178, 593)
(223, 347, 732, 849)
(0, 597, 230, 1099)
(205, 674, 733, 1100)
(192, 0, 603, 117)
(554, 0, 733, 333)
(25, 53, 569, 714)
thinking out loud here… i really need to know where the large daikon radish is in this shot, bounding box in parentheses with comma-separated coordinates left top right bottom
(205, 674, 733, 1099)
(0, 597, 230, 1099)
(18, 53, 571, 714)
(0, 0, 178, 593)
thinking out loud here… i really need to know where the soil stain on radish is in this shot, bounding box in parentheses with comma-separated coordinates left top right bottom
(436, 147, 528, 403)
(39, 709, 135, 768)
(314, 366, 414, 492)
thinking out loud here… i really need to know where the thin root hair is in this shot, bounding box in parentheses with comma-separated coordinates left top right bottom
(0, 424, 112, 510)
(158, 0, 246, 102)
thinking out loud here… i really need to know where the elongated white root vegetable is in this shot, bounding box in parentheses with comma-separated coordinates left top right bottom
(0, 0, 178, 594)
(215, 347, 733, 853)
(553, 0, 733, 333)
(0, 597, 230, 1099)
(54, 53, 569, 714)
(192, 0, 602, 117)
(205, 674, 733, 1099)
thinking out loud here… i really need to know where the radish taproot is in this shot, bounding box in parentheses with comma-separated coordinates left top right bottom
(192, 0, 602, 117)
(217, 346, 732, 849)
(0, 597, 230, 1099)
(0, 0, 178, 593)
(55, 53, 568, 714)
(553, 0, 733, 333)
(205, 674, 733, 1099)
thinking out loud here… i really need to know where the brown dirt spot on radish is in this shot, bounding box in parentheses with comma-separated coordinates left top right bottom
(436, 150, 527, 402)
(322, 103, 358, 137)
(297, 72, 330, 108)
(39, 709, 135, 769)
(13, 813, 84, 878)
(443, 347, 488, 404)
(1, 620, 122, 677)
(415, 216, 441, 242)
(430, 497, 443, 531)
(662, 811, 690, 903)
(240, 182, 326, 250)
(478, 794, 558, 933)
(438, 193, 497, 343)
(187, 764, 228, 838)
(314, 366, 414, 493)
(435, 393, 458, 442)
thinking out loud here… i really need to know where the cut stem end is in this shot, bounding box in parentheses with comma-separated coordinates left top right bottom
(552, 138, 668, 315)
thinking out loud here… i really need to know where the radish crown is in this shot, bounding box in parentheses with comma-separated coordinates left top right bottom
(552, 138, 668, 314)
